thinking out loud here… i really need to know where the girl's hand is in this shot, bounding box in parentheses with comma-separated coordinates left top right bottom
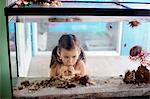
(60, 66, 68, 76)
(68, 66, 75, 76)
(140, 59, 150, 67)
(60, 66, 75, 76)
(68, 66, 75, 72)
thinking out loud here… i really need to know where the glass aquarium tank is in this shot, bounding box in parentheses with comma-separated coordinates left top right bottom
(5, 0, 150, 98)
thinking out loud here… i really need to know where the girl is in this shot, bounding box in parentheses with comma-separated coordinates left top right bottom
(50, 34, 86, 78)
(129, 45, 150, 69)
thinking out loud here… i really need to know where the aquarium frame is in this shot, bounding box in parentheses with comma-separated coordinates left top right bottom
(4, 1, 150, 16)
(4, 1, 150, 98)
(5, 15, 13, 98)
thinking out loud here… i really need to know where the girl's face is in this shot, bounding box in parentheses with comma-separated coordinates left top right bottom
(59, 48, 80, 66)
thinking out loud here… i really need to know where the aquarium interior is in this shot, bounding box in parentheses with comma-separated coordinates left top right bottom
(5, 0, 150, 98)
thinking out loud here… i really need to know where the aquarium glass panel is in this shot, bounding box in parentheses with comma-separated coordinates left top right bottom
(30, 16, 119, 52)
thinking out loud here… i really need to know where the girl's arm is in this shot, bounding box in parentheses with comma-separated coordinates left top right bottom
(50, 65, 57, 77)
(76, 60, 87, 76)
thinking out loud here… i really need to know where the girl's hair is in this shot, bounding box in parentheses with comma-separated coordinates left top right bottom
(130, 45, 142, 57)
(50, 34, 86, 68)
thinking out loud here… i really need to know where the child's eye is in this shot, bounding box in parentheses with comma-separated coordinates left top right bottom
(73, 56, 76, 58)
(64, 56, 69, 59)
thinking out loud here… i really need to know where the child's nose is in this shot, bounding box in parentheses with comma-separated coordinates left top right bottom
(68, 58, 73, 63)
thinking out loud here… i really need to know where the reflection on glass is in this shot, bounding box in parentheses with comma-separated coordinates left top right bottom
(9, 20, 17, 87)
(13, 1, 124, 8)
(35, 17, 120, 52)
